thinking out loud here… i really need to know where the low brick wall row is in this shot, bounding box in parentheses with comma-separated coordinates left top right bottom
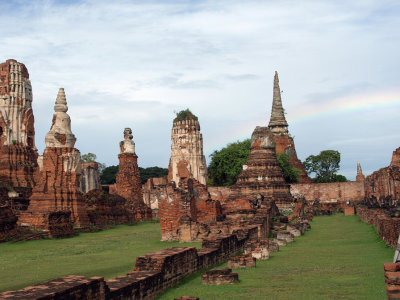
(0, 227, 257, 299)
(357, 206, 400, 248)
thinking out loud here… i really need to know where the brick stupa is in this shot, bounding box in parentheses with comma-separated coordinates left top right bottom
(19, 88, 89, 228)
(168, 110, 208, 186)
(268, 71, 311, 183)
(224, 126, 294, 210)
(113, 128, 151, 221)
(0, 59, 38, 187)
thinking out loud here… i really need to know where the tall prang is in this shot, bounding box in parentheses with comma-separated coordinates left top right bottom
(268, 71, 311, 183)
(356, 161, 365, 182)
(168, 110, 208, 186)
(19, 88, 89, 229)
(0, 59, 38, 187)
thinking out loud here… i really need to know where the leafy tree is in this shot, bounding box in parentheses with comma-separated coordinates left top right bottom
(100, 165, 169, 185)
(100, 165, 119, 184)
(276, 153, 301, 183)
(81, 153, 97, 162)
(139, 166, 168, 184)
(81, 152, 106, 173)
(303, 150, 347, 183)
(208, 139, 251, 186)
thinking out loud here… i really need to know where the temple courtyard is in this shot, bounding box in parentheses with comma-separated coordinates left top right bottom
(0, 214, 392, 299)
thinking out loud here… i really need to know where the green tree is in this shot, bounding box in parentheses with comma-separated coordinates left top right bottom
(81, 153, 97, 162)
(208, 139, 251, 186)
(276, 152, 301, 183)
(139, 167, 168, 184)
(100, 165, 119, 184)
(81, 153, 106, 172)
(303, 150, 347, 183)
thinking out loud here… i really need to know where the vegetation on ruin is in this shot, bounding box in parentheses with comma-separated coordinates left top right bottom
(208, 139, 251, 186)
(174, 109, 198, 122)
(100, 165, 168, 184)
(276, 152, 301, 183)
(157, 214, 392, 299)
(0, 222, 200, 292)
(304, 150, 347, 183)
(81, 152, 106, 172)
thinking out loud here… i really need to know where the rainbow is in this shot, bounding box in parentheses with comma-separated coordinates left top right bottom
(288, 88, 400, 124)
(204, 88, 400, 155)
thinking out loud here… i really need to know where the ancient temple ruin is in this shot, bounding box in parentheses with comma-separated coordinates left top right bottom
(19, 88, 89, 228)
(111, 128, 152, 221)
(223, 126, 294, 210)
(0, 59, 38, 188)
(356, 161, 365, 182)
(268, 71, 311, 183)
(168, 110, 208, 186)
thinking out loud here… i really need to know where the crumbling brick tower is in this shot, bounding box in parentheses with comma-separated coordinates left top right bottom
(268, 71, 311, 183)
(0, 59, 38, 187)
(168, 110, 208, 186)
(19, 88, 89, 228)
(113, 128, 152, 221)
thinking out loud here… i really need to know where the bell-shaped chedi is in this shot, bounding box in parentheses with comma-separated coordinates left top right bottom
(356, 161, 365, 182)
(113, 128, 152, 221)
(168, 109, 208, 186)
(268, 71, 311, 183)
(227, 126, 294, 209)
(19, 88, 89, 229)
(0, 59, 38, 187)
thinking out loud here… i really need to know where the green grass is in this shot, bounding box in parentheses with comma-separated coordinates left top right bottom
(0, 222, 200, 292)
(156, 214, 393, 300)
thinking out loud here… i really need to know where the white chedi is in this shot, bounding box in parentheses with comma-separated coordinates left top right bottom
(45, 88, 77, 148)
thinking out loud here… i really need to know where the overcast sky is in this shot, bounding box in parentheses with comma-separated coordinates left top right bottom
(1, 0, 399, 180)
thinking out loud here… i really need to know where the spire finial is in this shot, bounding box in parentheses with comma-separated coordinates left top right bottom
(54, 88, 68, 113)
(268, 71, 288, 134)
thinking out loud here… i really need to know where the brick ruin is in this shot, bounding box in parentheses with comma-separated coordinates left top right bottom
(142, 176, 168, 209)
(364, 147, 400, 206)
(0, 59, 38, 188)
(218, 126, 294, 214)
(80, 161, 101, 193)
(18, 88, 89, 229)
(268, 71, 311, 183)
(168, 110, 207, 186)
(110, 128, 152, 221)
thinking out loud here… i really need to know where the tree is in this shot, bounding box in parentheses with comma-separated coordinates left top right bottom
(303, 150, 347, 183)
(208, 139, 251, 186)
(81, 153, 97, 162)
(139, 167, 168, 184)
(276, 153, 301, 183)
(81, 152, 106, 172)
(100, 165, 119, 184)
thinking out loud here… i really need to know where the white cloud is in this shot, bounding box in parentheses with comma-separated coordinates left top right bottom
(0, 0, 399, 176)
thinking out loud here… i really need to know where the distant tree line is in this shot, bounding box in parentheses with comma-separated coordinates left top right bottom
(99, 165, 168, 185)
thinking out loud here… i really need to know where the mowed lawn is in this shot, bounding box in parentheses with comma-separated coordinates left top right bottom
(0, 222, 200, 292)
(157, 214, 393, 300)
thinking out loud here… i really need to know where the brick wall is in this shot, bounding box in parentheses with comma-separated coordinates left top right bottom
(0, 228, 255, 299)
(291, 181, 365, 204)
(357, 206, 400, 248)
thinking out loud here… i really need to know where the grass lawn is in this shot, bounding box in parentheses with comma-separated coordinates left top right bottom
(0, 222, 200, 292)
(157, 214, 393, 300)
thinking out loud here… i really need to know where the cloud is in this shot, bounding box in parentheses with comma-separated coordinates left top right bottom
(0, 0, 399, 175)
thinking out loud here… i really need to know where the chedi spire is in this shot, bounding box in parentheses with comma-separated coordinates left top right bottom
(45, 88, 76, 148)
(268, 71, 288, 134)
